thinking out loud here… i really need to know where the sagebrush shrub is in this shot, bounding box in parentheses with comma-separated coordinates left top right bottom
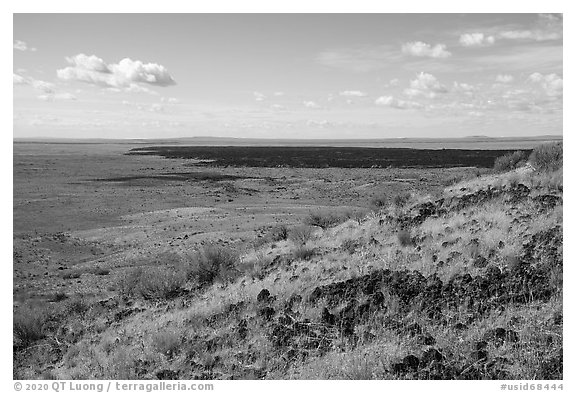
(529, 142, 563, 172)
(393, 192, 411, 208)
(117, 266, 186, 300)
(187, 245, 240, 287)
(293, 245, 315, 260)
(270, 224, 289, 241)
(341, 239, 360, 254)
(493, 151, 527, 172)
(306, 211, 348, 229)
(14, 307, 48, 348)
(370, 196, 388, 210)
(138, 268, 185, 300)
(151, 330, 181, 358)
(288, 225, 315, 246)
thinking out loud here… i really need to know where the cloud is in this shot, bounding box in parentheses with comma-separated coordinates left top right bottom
(13, 73, 56, 93)
(31, 80, 56, 93)
(339, 90, 367, 97)
(388, 78, 400, 87)
(528, 72, 563, 97)
(453, 82, 476, 92)
(149, 103, 165, 112)
(404, 72, 448, 98)
(253, 92, 266, 102)
(37, 92, 77, 101)
(374, 96, 423, 109)
(499, 30, 561, 41)
(496, 74, 514, 83)
(273, 91, 285, 97)
(459, 33, 495, 47)
(57, 54, 176, 92)
(13, 73, 27, 85)
(498, 14, 562, 42)
(161, 97, 180, 104)
(14, 40, 36, 52)
(303, 101, 321, 109)
(401, 41, 451, 58)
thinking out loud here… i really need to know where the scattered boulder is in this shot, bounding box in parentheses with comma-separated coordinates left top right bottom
(257, 289, 271, 303)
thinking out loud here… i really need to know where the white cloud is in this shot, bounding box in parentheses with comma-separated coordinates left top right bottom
(57, 54, 176, 92)
(149, 103, 165, 112)
(496, 74, 514, 83)
(306, 120, 330, 127)
(401, 41, 451, 58)
(66, 54, 109, 72)
(253, 92, 266, 101)
(388, 78, 400, 87)
(13, 73, 27, 85)
(31, 80, 56, 93)
(303, 101, 321, 109)
(499, 30, 561, 41)
(339, 90, 367, 97)
(273, 91, 285, 97)
(529, 72, 563, 97)
(13, 74, 58, 94)
(37, 92, 77, 101)
(499, 14, 562, 42)
(375, 96, 423, 109)
(125, 84, 157, 95)
(404, 72, 448, 98)
(14, 40, 36, 52)
(271, 104, 285, 111)
(161, 97, 180, 104)
(459, 33, 495, 47)
(453, 82, 476, 92)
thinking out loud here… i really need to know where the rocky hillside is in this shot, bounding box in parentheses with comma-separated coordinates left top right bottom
(14, 158, 563, 380)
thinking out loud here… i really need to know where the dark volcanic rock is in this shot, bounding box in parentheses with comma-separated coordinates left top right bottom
(258, 306, 276, 321)
(320, 307, 336, 325)
(156, 369, 179, 380)
(472, 255, 488, 268)
(417, 334, 436, 346)
(421, 348, 444, 365)
(257, 289, 271, 303)
(470, 349, 488, 362)
(483, 328, 519, 346)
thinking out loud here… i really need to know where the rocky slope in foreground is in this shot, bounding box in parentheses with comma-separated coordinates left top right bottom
(14, 165, 562, 380)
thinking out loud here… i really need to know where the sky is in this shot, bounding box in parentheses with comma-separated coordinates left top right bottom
(13, 13, 563, 139)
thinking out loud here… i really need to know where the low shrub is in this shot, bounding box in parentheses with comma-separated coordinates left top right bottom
(306, 211, 348, 229)
(65, 296, 91, 316)
(341, 239, 360, 254)
(393, 192, 412, 208)
(151, 330, 181, 359)
(237, 251, 272, 280)
(187, 245, 240, 288)
(138, 268, 186, 300)
(293, 245, 315, 260)
(14, 306, 48, 348)
(370, 196, 388, 211)
(493, 151, 528, 172)
(529, 142, 563, 172)
(117, 266, 186, 300)
(269, 224, 289, 241)
(288, 225, 315, 246)
(50, 292, 69, 302)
